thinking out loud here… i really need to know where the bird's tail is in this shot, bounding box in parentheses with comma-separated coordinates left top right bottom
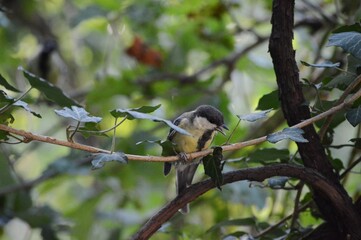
(176, 163, 199, 214)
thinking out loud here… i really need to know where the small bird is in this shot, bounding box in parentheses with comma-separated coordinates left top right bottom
(164, 105, 228, 214)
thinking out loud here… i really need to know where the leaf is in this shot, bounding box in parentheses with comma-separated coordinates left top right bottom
(333, 23, 361, 34)
(327, 32, 361, 60)
(136, 139, 175, 156)
(330, 158, 344, 172)
(19, 66, 80, 107)
(0, 91, 41, 118)
(237, 109, 272, 122)
(78, 122, 108, 138)
(324, 55, 361, 90)
(267, 128, 309, 143)
(267, 176, 289, 189)
(110, 106, 191, 136)
(350, 138, 361, 149)
(301, 61, 340, 68)
(0, 74, 20, 92)
(256, 90, 280, 110)
(13, 100, 42, 118)
(248, 148, 290, 164)
(91, 152, 128, 169)
(55, 106, 102, 123)
(346, 106, 361, 127)
(202, 147, 224, 190)
(206, 218, 256, 233)
(110, 104, 161, 118)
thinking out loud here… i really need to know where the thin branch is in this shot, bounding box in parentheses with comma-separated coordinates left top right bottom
(0, 86, 360, 163)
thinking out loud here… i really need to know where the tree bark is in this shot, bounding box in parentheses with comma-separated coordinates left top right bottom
(268, 0, 361, 238)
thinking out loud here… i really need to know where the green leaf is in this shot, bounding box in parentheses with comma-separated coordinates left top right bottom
(202, 147, 224, 190)
(237, 109, 272, 122)
(0, 74, 20, 92)
(110, 106, 191, 136)
(330, 158, 344, 172)
(91, 152, 128, 169)
(324, 55, 361, 90)
(136, 139, 175, 156)
(78, 122, 108, 138)
(267, 128, 308, 143)
(206, 218, 256, 233)
(346, 106, 361, 127)
(110, 105, 161, 119)
(327, 32, 361, 60)
(55, 106, 102, 123)
(301, 61, 340, 68)
(267, 176, 289, 189)
(19, 67, 80, 107)
(248, 148, 290, 164)
(333, 23, 361, 34)
(256, 90, 280, 110)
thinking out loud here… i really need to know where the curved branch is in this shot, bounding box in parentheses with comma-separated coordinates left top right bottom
(131, 164, 359, 240)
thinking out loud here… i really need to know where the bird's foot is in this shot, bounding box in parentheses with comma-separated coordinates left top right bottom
(175, 152, 189, 165)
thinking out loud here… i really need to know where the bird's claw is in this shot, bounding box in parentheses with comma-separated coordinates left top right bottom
(175, 152, 189, 165)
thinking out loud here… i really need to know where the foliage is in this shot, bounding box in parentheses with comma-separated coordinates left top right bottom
(0, 0, 361, 239)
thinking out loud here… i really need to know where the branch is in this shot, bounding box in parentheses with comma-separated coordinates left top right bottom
(269, 0, 361, 236)
(0, 85, 360, 163)
(131, 164, 358, 240)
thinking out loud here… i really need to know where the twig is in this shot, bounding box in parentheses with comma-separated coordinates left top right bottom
(0, 86, 361, 163)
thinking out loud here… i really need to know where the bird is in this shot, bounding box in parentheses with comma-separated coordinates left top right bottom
(164, 105, 228, 214)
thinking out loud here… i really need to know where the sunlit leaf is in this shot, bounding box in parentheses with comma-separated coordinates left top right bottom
(91, 152, 128, 169)
(301, 61, 340, 68)
(19, 67, 80, 107)
(110, 106, 190, 136)
(202, 147, 224, 190)
(0, 74, 20, 92)
(346, 106, 361, 127)
(55, 106, 102, 123)
(267, 128, 308, 143)
(327, 32, 361, 60)
(237, 109, 272, 122)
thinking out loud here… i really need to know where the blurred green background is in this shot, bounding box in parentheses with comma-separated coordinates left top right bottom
(0, 0, 360, 239)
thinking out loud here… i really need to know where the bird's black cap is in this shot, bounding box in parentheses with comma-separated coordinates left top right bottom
(194, 105, 225, 127)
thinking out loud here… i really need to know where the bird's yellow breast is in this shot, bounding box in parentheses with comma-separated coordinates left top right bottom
(171, 117, 216, 153)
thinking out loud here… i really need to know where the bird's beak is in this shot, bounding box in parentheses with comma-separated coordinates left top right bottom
(216, 124, 229, 136)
